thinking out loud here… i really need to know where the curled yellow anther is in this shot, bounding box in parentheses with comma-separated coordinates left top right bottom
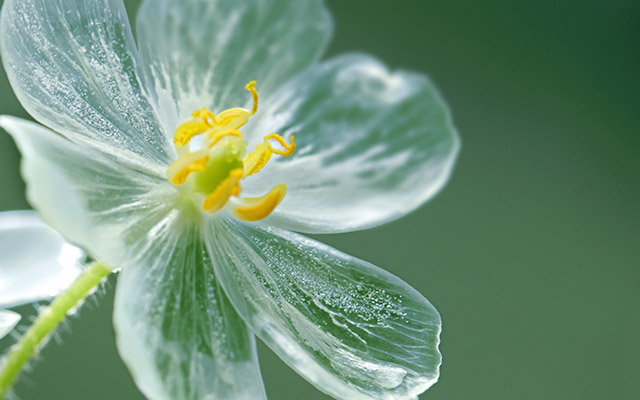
(242, 134, 296, 178)
(231, 184, 287, 222)
(245, 80, 258, 115)
(265, 133, 296, 156)
(166, 150, 210, 185)
(202, 168, 244, 214)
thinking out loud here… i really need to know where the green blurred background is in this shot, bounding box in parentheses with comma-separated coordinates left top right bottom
(1, 0, 639, 399)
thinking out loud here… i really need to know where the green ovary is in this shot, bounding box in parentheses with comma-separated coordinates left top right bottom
(192, 138, 246, 194)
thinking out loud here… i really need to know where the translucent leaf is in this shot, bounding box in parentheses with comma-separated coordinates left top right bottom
(0, 310, 20, 340)
(0, 0, 172, 165)
(207, 215, 442, 400)
(136, 0, 333, 134)
(0, 210, 85, 308)
(0, 117, 178, 268)
(242, 54, 460, 233)
(114, 207, 266, 400)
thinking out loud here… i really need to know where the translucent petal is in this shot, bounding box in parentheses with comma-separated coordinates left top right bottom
(0, 0, 172, 165)
(207, 215, 442, 400)
(242, 54, 460, 233)
(136, 0, 333, 134)
(0, 310, 20, 340)
(0, 117, 178, 268)
(114, 207, 266, 400)
(0, 210, 85, 308)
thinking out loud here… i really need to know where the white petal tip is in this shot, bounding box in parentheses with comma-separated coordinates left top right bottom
(0, 210, 86, 308)
(0, 310, 21, 339)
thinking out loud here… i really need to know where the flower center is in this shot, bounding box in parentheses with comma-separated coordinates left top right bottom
(166, 81, 295, 221)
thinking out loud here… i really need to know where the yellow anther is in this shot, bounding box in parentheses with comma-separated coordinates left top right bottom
(265, 134, 296, 156)
(243, 143, 272, 178)
(173, 108, 217, 149)
(204, 108, 251, 145)
(242, 134, 296, 178)
(208, 130, 244, 148)
(215, 108, 250, 127)
(166, 149, 210, 185)
(230, 184, 241, 197)
(202, 168, 244, 214)
(191, 108, 217, 126)
(245, 80, 258, 115)
(199, 81, 258, 148)
(231, 184, 287, 222)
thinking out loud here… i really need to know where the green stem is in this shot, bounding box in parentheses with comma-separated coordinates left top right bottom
(0, 262, 112, 398)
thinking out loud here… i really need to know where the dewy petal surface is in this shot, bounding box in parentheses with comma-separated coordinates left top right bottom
(242, 54, 460, 233)
(207, 215, 442, 400)
(136, 0, 333, 133)
(0, 0, 171, 165)
(0, 210, 85, 308)
(0, 117, 178, 269)
(0, 310, 20, 340)
(114, 208, 266, 400)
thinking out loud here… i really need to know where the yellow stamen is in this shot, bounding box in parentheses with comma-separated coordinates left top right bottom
(202, 168, 244, 214)
(208, 130, 244, 148)
(166, 81, 296, 222)
(204, 80, 258, 144)
(243, 134, 296, 177)
(166, 149, 210, 185)
(265, 133, 296, 156)
(230, 184, 241, 197)
(192, 108, 217, 126)
(173, 108, 217, 149)
(243, 142, 272, 178)
(214, 108, 251, 129)
(204, 108, 250, 147)
(232, 184, 287, 222)
(245, 80, 258, 115)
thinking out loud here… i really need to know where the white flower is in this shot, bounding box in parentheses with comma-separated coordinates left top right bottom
(0, 0, 460, 399)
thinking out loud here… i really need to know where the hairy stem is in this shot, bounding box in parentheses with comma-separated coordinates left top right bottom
(0, 262, 112, 397)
